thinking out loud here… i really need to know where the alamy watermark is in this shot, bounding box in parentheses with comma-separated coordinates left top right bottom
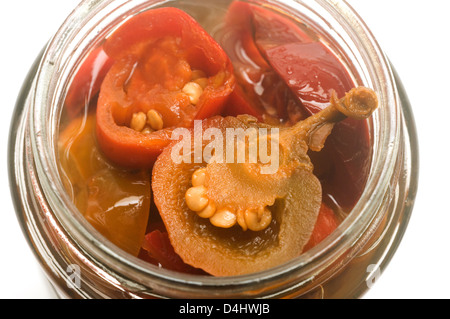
(66, 264, 81, 290)
(366, 264, 381, 289)
(170, 120, 280, 174)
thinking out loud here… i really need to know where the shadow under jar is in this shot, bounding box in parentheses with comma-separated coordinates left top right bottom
(8, 0, 418, 299)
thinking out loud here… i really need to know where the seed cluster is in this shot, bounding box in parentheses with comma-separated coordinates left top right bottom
(130, 109, 164, 133)
(129, 69, 209, 132)
(182, 69, 208, 105)
(185, 167, 273, 231)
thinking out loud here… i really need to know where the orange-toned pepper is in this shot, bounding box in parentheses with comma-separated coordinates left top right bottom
(58, 114, 151, 256)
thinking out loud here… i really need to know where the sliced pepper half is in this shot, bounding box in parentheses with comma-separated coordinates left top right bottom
(96, 7, 235, 169)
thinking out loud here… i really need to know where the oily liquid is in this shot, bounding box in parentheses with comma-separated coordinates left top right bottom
(58, 0, 371, 294)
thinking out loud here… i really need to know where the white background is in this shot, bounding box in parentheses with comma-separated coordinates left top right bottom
(1, 0, 449, 299)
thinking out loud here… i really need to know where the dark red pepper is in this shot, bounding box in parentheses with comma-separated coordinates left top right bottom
(219, 1, 310, 125)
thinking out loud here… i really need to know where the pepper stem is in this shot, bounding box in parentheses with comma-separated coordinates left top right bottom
(288, 87, 378, 151)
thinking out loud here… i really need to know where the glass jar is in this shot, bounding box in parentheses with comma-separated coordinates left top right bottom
(8, 0, 418, 299)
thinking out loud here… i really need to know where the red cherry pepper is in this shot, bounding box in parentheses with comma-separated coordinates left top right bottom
(260, 42, 355, 114)
(96, 7, 235, 169)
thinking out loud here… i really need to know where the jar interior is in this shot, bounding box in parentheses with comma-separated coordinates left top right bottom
(31, 0, 399, 297)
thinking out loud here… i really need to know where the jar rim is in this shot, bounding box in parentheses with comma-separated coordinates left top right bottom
(29, 0, 401, 296)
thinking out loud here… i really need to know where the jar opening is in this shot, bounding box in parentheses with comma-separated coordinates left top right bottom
(29, 0, 401, 297)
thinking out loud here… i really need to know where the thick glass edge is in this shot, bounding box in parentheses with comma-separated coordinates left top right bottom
(8, 49, 44, 255)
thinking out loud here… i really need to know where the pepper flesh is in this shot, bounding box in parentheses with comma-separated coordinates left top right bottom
(96, 7, 235, 169)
